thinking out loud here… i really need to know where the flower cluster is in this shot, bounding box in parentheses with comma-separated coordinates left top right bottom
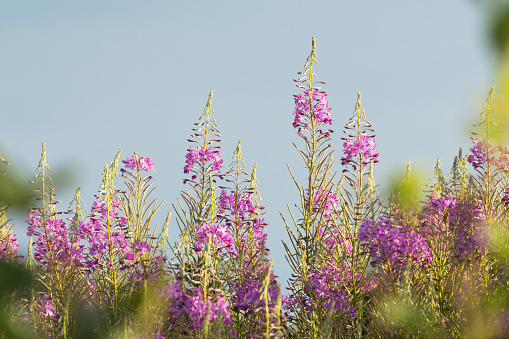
(184, 146, 223, 177)
(80, 199, 135, 267)
(318, 228, 352, 256)
(306, 266, 355, 316)
(0, 232, 19, 262)
(158, 282, 231, 332)
(447, 200, 486, 262)
(89, 199, 126, 223)
(250, 218, 269, 250)
(27, 209, 84, 266)
(284, 265, 355, 323)
(35, 295, 60, 322)
(218, 189, 255, 220)
(230, 268, 279, 315)
(341, 135, 379, 168)
(427, 194, 456, 213)
(293, 89, 332, 131)
(306, 186, 340, 220)
(194, 222, 234, 253)
(217, 189, 269, 253)
(421, 195, 486, 263)
(359, 218, 431, 271)
(182, 289, 231, 329)
(468, 138, 509, 169)
(123, 156, 154, 172)
(468, 139, 490, 168)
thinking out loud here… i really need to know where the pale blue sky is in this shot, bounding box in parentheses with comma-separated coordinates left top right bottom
(0, 1, 493, 285)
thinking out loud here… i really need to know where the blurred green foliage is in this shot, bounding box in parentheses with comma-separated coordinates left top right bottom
(473, 0, 509, 138)
(471, 0, 509, 55)
(0, 154, 30, 211)
(0, 262, 35, 339)
(387, 162, 426, 212)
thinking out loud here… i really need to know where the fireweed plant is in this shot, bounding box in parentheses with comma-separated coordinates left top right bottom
(171, 91, 284, 338)
(2, 38, 509, 338)
(282, 38, 381, 338)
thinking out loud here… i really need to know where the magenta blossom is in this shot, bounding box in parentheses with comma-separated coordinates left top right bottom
(123, 156, 154, 172)
(306, 186, 340, 220)
(293, 88, 332, 131)
(26, 209, 85, 266)
(341, 135, 379, 168)
(468, 139, 490, 168)
(194, 222, 234, 253)
(158, 282, 231, 330)
(468, 138, 509, 169)
(184, 146, 223, 176)
(359, 218, 431, 272)
(0, 233, 19, 262)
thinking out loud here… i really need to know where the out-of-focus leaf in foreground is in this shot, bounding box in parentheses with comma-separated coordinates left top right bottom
(0, 262, 36, 339)
(388, 162, 426, 212)
(0, 155, 30, 210)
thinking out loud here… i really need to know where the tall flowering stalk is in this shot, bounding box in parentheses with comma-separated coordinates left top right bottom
(173, 90, 225, 277)
(339, 92, 383, 335)
(465, 86, 509, 334)
(79, 150, 165, 337)
(114, 152, 170, 337)
(219, 141, 284, 337)
(450, 149, 469, 200)
(468, 86, 508, 221)
(283, 38, 355, 337)
(119, 153, 163, 280)
(81, 149, 130, 329)
(26, 143, 91, 337)
(27, 143, 66, 336)
(170, 90, 232, 336)
(464, 87, 506, 292)
(120, 153, 159, 244)
(175, 90, 224, 250)
(365, 156, 457, 336)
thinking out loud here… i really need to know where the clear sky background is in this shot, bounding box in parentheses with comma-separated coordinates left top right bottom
(0, 1, 494, 286)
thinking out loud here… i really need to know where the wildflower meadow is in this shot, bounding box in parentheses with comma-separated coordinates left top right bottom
(3, 35, 509, 338)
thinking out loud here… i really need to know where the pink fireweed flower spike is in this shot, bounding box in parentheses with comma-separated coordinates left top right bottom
(341, 135, 379, 168)
(468, 139, 489, 168)
(293, 89, 333, 131)
(182, 90, 224, 184)
(122, 156, 154, 172)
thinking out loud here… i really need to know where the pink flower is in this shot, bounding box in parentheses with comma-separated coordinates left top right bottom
(341, 135, 379, 168)
(122, 155, 154, 172)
